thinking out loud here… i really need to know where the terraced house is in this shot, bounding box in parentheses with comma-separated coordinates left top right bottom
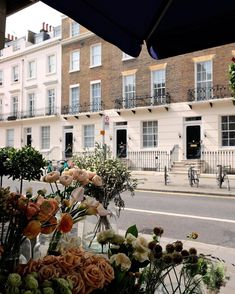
(0, 16, 235, 173)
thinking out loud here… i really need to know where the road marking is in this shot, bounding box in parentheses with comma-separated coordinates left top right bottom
(136, 189, 235, 199)
(125, 207, 235, 223)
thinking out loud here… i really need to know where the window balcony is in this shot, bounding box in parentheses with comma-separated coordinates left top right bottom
(1, 107, 60, 121)
(114, 93, 171, 109)
(62, 101, 104, 115)
(187, 84, 232, 102)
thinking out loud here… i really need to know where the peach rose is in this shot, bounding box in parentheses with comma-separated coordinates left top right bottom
(38, 264, 60, 281)
(44, 171, 60, 183)
(67, 272, 86, 294)
(73, 169, 89, 183)
(97, 259, 115, 284)
(86, 171, 97, 180)
(82, 264, 105, 289)
(59, 174, 73, 187)
(39, 199, 58, 222)
(91, 175, 103, 187)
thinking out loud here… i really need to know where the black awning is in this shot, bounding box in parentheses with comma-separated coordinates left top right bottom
(34, 0, 235, 59)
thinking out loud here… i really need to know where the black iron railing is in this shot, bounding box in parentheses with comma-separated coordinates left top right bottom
(62, 101, 104, 115)
(187, 84, 232, 102)
(114, 93, 171, 109)
(1, 107, 60, 121)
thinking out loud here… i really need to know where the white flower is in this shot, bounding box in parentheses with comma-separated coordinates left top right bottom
(133, 250, 149, 263)
(132, 236, 149, 253)
(110, 253, 131, 271)
(125, 233, 136, 244)
(111, 234, 125, 245)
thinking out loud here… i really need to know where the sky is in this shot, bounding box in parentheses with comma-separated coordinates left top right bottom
(6, 1, 63, 38)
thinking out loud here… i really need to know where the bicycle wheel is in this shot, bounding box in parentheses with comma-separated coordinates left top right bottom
(188, 169, 193, 187)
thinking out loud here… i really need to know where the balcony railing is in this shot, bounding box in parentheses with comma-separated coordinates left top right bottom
(0, 107, 60, 121)
(114, 93, 171, 109)
(187, 84, 232, 102)
(62, 101, 104, 115)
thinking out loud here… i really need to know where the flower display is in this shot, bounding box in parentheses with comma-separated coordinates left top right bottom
(96, 225, 229, 294)
(41, 168, 110, 254)
(3, 247, 114, 294)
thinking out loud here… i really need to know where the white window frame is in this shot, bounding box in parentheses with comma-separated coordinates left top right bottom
(70, 50, 80, 72)
(41, 126, 50, 150)
(90, 43, 101, 67)
(71, 21, 80, 37)
(28, 92, 35, 116)
(70, 84, 80, 113)
(142, 120, 158, 148)
(0, 70, 3, 86)
(151, 69, 166, 103)
(28, 60, 36, 79)
(6, 129, 14, 147)
(12, 65, 19, 82)
(11, 95, 18, 117)
(90, 80, 101, 112)
(47, 54, 56, 74)
(83, 124, 95, 148)
(221, 115, 235, 147)
(122, 52, 134, 61)
(195, 60, 212, 100)
(47, 88, 55, 115)
(123, 74, 136, 108)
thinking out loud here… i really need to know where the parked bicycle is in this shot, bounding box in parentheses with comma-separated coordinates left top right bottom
(216, 165, 230, 190)
(188, 166, 199, 187)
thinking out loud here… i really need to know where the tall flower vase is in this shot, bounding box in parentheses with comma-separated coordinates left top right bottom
(82, 206, 118, 253)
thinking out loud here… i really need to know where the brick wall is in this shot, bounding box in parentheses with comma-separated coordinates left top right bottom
(61, 16, 235, 111)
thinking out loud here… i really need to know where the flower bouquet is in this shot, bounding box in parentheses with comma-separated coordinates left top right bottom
(41, 168, 110, 254)
(3, 247, 114, 294)
(95, 225, 229, 294)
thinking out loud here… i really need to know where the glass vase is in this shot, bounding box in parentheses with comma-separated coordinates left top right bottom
(82, 206, 118, 253)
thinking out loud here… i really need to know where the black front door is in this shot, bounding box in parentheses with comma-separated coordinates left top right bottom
(116, 129, 127, 158)
(186, 125, 201, 159)
(65, 132, 73, 158)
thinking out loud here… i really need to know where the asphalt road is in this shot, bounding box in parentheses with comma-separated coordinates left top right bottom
(3, 177, 235, 248)
(119, 190, 235, 248)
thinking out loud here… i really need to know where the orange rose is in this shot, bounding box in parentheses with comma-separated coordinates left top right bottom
(38, 264, 60, 281)
(41, 216, 57, 234)
(26, 202, 40, 219)
(82, 264, 105, 289)
(57, 213, 73, 233)
(97, 259, 115, 284)
(23, 220, 41, 239)
(39, 199, 58, 222)
(67, 272, 86, 294)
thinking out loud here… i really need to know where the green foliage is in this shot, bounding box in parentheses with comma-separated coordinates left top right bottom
(5, 146, 46, 193)
(73, 143, 138, 210)
(0, 147, 15, 186)
(125, 225, 138, 238)
(229, 60, 235, 95)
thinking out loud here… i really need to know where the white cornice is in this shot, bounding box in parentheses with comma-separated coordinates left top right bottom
(61, 32, 95, 46)
(0, 37, 61, 62)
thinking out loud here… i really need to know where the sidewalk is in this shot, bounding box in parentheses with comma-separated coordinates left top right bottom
(131, 171, 235, 293)
(132, 171, 235, 197)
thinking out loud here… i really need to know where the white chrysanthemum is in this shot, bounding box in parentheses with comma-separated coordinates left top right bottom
(132, 236, 149, 253)
(125, 233, 136, 244)
(133, 250, 149, 263)
(110, 253, 131, 271)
